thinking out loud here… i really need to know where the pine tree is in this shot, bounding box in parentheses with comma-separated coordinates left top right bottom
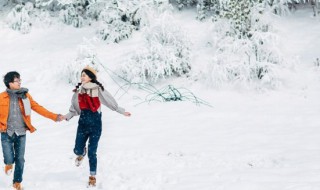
(196, 0, 220, 20)
(219, 0, 255, 39)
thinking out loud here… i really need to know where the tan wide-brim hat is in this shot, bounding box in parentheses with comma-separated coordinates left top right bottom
(83, 66, 97, 77)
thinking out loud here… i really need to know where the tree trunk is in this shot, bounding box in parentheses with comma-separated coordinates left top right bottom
(316, 0, 319, 16)
(311, 0, 317, 16)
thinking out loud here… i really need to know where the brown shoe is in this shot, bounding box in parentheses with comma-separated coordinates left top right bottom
(88, 176, 96, 187)
(13, 182, 22, 190)
(75, 147, 86, 167)
(5, 164, 13, 175)
(75, 156, 84, 167)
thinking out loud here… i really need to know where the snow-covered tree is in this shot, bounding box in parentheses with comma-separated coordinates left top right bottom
(97, 0, 171, 43)
(219, 0, 255, 39)
(96, 0, 134, 43)
(59, 4, 84, 27)
(119, 19, 192, 83)
(64, 39, 101, 85)
(200, 2, 285, 89)
(266, 0, 301, 15)
(174, 0, 197, 10)
(7, 2, 34, 34)
(196, 0, 220, 20)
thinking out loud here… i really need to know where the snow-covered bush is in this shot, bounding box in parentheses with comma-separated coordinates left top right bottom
(201, 3, 285, 89)
(174, 0, 197, 10)
(98, 21, 133, 43)
(196, 0, 220, 20)
(205, 37, 281, 89)
(119, 19, 192, 83)
(266, 0, 301, 15)
(7, 2, 34, 34)
(96, 0, 176, 45)
(64, 39, 100, 85)
(59, 5, 84, 27)
(31, 8, 53, 27)
(97, 1, 134, 43)
(85, 1, 106, 21)
(97, 0, 142, 43)
(124, 0, 173, 29)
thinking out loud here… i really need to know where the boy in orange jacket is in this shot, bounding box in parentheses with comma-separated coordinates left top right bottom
(0, 71, 64, 190)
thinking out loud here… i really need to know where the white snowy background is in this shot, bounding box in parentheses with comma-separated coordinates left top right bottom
(0, 1, 320, 189)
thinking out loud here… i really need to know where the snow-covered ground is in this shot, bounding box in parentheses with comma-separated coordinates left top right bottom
(0, 7, 320, 190)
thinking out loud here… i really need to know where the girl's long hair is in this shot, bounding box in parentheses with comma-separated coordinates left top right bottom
(73, 69, 105, 92)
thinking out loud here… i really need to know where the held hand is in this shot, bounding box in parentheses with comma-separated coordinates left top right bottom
(57, 114, 66, 122)
(60, 115, 67, 121)
(124, 112, 131, 117)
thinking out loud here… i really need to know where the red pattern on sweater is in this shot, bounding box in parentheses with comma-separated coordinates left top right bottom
(78, 93, 101, 112)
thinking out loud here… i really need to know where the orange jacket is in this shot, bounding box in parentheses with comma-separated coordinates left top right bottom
(0, 91, 58, 133)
